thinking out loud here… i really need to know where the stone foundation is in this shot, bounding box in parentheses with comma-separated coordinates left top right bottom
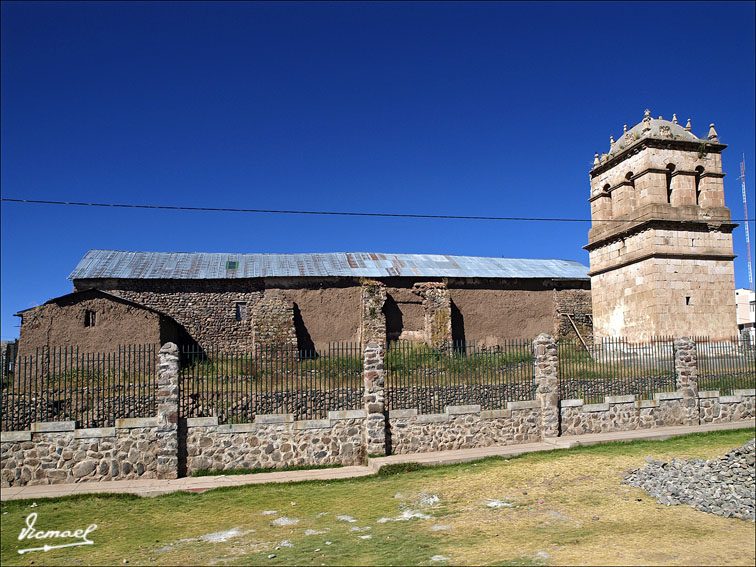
(560, 389, 755, 436)
(387, 402, 540, 455)
(184, 411, 366, 475)
(699, 390, 756, 423)
(0, 418, 160, 487)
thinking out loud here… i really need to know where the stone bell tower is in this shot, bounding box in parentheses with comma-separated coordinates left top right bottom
(586, 110, 738, 341)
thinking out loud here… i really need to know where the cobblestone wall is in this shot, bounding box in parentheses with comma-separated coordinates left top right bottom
(184, 411, 366, 474)
(387, 402, 540, 455)
(560, 390, 755, 436)
(699, 390, 756, 423)
(1, 419, 160, 487)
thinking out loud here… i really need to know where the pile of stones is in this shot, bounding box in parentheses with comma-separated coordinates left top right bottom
(623, 438, 755, 521)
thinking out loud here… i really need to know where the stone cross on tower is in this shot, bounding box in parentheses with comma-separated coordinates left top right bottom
(586, 110, 738, 341)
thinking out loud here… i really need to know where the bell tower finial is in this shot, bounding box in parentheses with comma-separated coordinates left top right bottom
(708, 123, 719, 142)
(672, 113, 678, 124)
(685, 118, 692, 132)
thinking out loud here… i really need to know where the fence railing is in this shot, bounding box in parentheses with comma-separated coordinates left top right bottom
(1, 345, 157, 431)
(178, 343, 363, 422)
(558, 336, 677, 404)
(384, 340, 535, 414)
(694, 336, 756, 395)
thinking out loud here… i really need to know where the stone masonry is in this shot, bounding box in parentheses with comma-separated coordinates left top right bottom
(413, 282, 453, 349)
(1, 419, 161, 486)
(184, 411, 366, 474)
(156, 342, 179, 479)
(533, 334, 560, 438)
(674, 336, 699, 426)
(360, 280, 387, 346)
(2, 336, 753, 486)
(363, 341, 387, 456)
(587, 111, 737, 341)
(251, 291, 297, 349)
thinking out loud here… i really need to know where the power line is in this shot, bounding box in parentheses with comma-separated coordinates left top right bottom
(1, 197, 754, 223)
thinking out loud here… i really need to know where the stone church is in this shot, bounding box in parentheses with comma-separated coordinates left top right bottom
(15, 110, 739, 354)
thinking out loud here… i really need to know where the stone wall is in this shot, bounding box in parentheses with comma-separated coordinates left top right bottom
(2, 336, 753, 486)
(554, 289, 593, 340)
(0, 418, 161, 486)
(699, 390, 756, 423)
(251, 291, 297, 349)
(412, 282, 452, 349)
(184, 411, 366, 475)
(560, 390, 755, 435)
(387, 402, 540, 455)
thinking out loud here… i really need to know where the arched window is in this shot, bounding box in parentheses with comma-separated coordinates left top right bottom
(665, 164, 676, 203)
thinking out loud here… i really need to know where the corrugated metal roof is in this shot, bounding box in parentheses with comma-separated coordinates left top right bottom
(68, 250, 590, 280)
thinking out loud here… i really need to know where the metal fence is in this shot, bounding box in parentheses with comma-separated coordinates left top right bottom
(1, 345, 157, 431)
(384, 340, 535, 414)
(178, 343, 363, 423)
(694, 336, 756, 395)
(558, 336, 677, 404)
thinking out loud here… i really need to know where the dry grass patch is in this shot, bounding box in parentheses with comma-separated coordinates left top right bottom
(1, 429, 754, 566)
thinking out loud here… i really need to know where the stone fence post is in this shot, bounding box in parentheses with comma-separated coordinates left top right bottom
(533, 333, 560, 439)
(363, 341, 386, 456)
(156, 342, 179, 479)
(674, 337, 699, 426)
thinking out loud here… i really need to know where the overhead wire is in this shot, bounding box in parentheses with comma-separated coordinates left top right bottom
(2, 198, 753, 223)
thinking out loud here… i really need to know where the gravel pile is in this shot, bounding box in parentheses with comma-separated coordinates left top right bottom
(623, 438, 755, 521)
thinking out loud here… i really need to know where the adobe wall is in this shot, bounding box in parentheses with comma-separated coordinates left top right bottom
(74, 276, 589, 349)
(17, 296, 166, 358)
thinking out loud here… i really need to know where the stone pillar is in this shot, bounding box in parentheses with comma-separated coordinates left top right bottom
(674, 337, 699, 426)
(413, 282, 452, 349)
(360, 280, 387, 347)
(533, 333, 560, 439)
(363, 341, 386, 456)
(156, 342, 179, 479)
(251, 291, 297, 350)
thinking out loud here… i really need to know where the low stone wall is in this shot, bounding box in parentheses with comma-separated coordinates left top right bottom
(1, 418, 160, 487)
(387, 402, 541, 455)
(386, 382, 535, 415)
(184, 410, 367, 475)
(560, 389, 756, 436)
(699, 390, 755, 424)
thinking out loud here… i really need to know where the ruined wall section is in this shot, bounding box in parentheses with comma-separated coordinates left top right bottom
(18, 296, 167, 358)
(554, 289, 593, 340)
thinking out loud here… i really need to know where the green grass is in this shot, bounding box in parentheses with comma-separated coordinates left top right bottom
(2, 428, 754, 566)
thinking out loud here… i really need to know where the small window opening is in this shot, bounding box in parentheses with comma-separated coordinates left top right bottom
(685, 296, 691, 306)
(84, 310, 96, 327)
(226, 260, 238, 270)
(666, 164, 676, 203)
(235, 302, 248, 322)
(694, 166, 704, 205)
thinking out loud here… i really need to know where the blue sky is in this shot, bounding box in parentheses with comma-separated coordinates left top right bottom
(1, 1, 755, 340)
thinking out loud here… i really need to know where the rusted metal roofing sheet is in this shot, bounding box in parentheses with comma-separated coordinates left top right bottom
(69, 250, 589, 280)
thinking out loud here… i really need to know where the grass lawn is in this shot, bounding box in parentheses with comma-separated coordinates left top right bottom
(2, 428, 754, 566)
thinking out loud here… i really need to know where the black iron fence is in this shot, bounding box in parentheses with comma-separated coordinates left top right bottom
(558, 336, 677, 404)
(1, 345, 157, 431)
(384, 340, 535, 413)
(694, 336, 756, 395)
(178, 343, 363, 422)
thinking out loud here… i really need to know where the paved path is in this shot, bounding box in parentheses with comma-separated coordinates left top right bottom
(2, 419, 753, 502)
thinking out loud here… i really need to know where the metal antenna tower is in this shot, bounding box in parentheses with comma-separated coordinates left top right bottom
(739, 154, 754, 291)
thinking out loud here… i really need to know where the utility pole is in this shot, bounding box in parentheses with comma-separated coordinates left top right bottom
(738, 155, 754, 291)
